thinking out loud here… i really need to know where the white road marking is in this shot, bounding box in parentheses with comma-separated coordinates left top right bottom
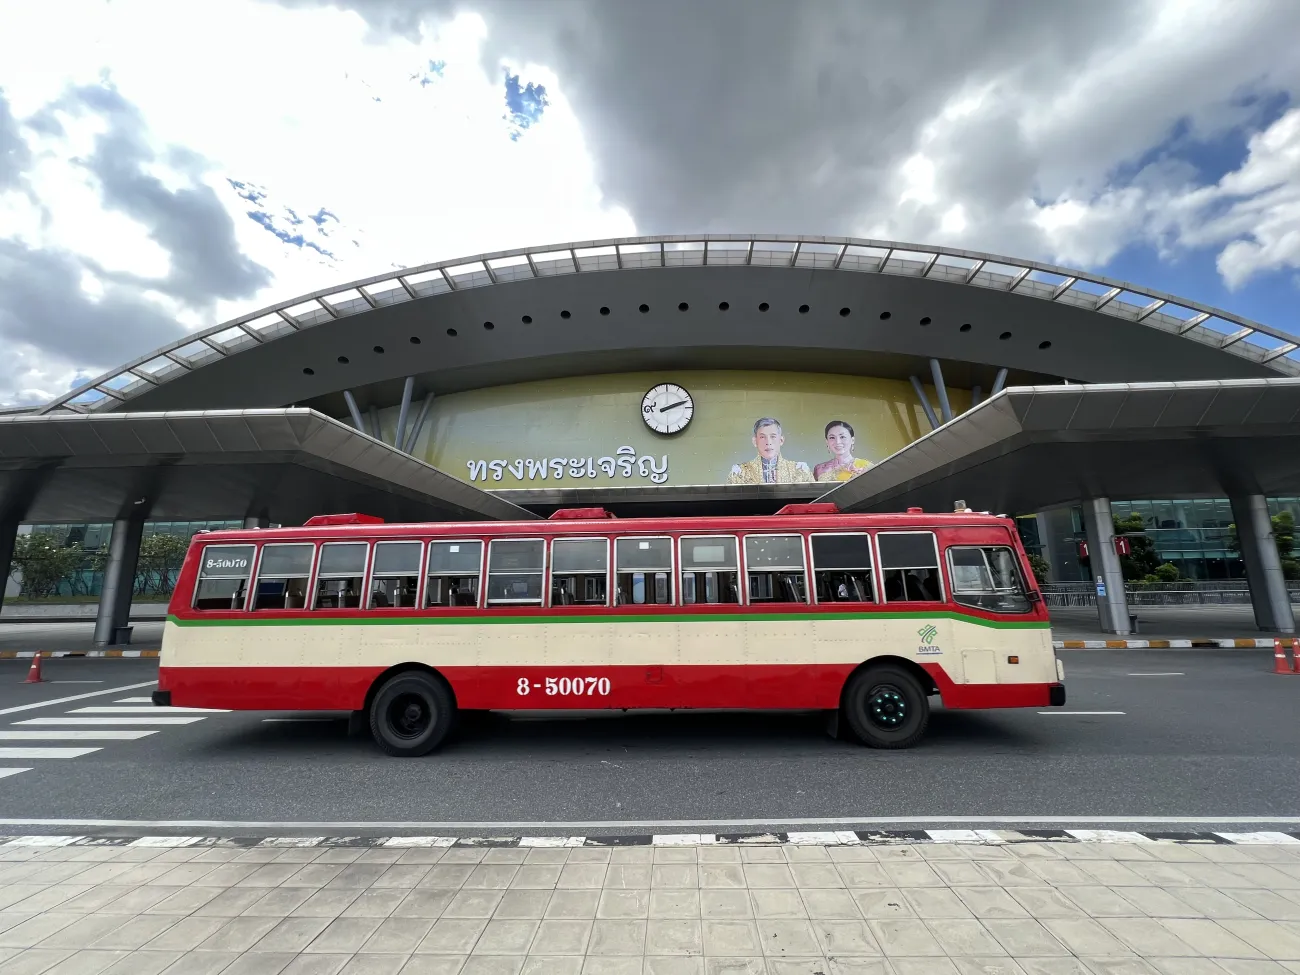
(49, 681, 105, 684)
(1216, 832, 1300, 845)
(0, 768, 30, 780)
(0, 681, 158, 717)
(70, 706, 228, 714)
(127, 836, 205, 848)
(14, 717, 205, 726)
(1128, 673, 1184, 677)
(114, 697, 155, 703)
(1, 835, 84, 846)
(1066, 829, 1152, 843)
(1037, 711, 1126, 715)
(0, 747, 101, 759)
(1, 815, 1300, 830)
(0, 730, 157, 741)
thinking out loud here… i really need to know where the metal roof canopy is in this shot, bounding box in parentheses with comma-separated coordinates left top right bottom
(41, 235, 1300, 419)
(820, 378, 1300, 515)
(0, 409, 535, 524)
(493, 482, 825, 518)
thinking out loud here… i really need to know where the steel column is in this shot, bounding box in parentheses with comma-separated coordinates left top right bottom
(990, 367, 1009, 396)
(970, 385, 982, 409)
(92, 516, 145, 646)
(342, 390, 366, 432)
(908, 376, 940, 430)
(928, 359, 953, 423)
(1229, 495, 1296, 633)
(368, 405, 381, 443)
(0, 517, 18, 616)
(243, 514, 270, 529)
(394, 376, 415, 453)
(403, 393, 435, 453)
(1081, 497, 1131, 635)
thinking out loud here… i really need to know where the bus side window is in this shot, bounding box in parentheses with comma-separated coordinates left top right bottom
(426, 540, 482, 608)
(194, 544, 255, 611)
(877, 532, 942, 602)
(679, 536, 739, 605)
(744, 534, 808, 604)
(551, 538, 609, 606)
(811, 534, 875, 602)
(486, 539, 545, 606)
(252, 544, 314, 611)
(614, 537, 673, 605)
(948, 545, 1031, 614)
(371, 541, 421, 609)
(313, 542, 367, 610)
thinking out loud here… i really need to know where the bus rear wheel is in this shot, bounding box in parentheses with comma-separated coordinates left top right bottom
(369, 671, 455, 757)
(842, 665, 929, 749)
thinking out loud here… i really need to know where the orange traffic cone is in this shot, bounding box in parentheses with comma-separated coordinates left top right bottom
(24, 654, 45, 683)
(1274, 638, 1297, 675)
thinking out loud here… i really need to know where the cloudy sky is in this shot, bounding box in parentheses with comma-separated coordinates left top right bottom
(1, 0, 1297, 407)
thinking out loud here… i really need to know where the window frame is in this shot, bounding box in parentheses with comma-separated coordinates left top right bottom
(191, 543, 258, 612)
(808, 531, 879, 605)
(249, 541, 317, 612)
(678, 533, 743, 606)
(945, 543, 1032, 615)
(424, 537, 487, 610)
(614, 535, 677, 607)
(368, 539, 425, 611)
(548, 535, 612, 608)
(485, 536, 548, 607)
(742, 532, 811, 605)
(309, 541, 372, 611)
(875, 530, 945, 604)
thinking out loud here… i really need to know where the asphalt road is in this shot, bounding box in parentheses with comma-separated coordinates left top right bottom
(0, 652, 1296, 832)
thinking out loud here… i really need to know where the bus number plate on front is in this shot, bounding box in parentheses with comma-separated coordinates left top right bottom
(517, 677, 612, 697)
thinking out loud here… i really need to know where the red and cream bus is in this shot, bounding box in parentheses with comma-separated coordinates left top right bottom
(154, 503, 1065, 754)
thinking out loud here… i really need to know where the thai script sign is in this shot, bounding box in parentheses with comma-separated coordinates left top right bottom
(466, 446, 669, 484)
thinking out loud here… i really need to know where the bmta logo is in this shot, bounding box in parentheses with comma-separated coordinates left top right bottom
(918, 623, 938, 644)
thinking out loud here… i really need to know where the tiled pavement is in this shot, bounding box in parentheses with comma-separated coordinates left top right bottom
(3, 837, 1300, 975)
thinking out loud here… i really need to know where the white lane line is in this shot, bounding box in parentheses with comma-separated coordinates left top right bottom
(49, 681, 105, 684)
(14, 717, 205, 726)
(2, 815, 1300, 830)
(1038, 711, 1126, 715)
(70, 707, 229, 714)
(0, 768, 31, 780)
(1128, 673, 1184, 677)
(0, 747, 101, 759)
(0, 680, 158, 717)
(0, 731, 158, 741)
(114, 697, 155, 703)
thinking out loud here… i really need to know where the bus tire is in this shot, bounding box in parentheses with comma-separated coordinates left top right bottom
(369, 671, 455, 757)
(842, 665, 929, 749)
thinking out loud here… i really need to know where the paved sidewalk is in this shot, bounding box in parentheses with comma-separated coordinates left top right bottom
(3, 836, 1300, 975)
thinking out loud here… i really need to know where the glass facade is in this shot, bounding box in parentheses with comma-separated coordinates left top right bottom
(1037, 498, 1300, 582)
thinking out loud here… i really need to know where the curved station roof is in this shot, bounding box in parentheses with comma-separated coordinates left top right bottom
(39, 234, 1300, 419)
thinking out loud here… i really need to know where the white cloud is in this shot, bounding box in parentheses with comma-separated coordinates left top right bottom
(0, 0, 634, 405)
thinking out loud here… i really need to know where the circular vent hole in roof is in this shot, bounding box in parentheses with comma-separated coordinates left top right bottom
(960, 323, 972, 332)
(446, 328, 457, 336)
(919, 317, 931, 325)
(409, 336, 421, 344)
(483, 322, 494, 330)
(999, 331, 1012, 340)
(373, 345, 385, 353)
(839, 307, 850, 317)
(718, 301, 729, 311)
(1039, 340, 1052, 350)
(302, 367, 314, 375)
(879, 311, 890, 320)
(639, 304, 649, 313)
(678, 302, 689, 311)
(599, 306, 610, 316)
(337, 356, 349, 364)
(522, 315, 533, 324)
(798, 304, 809, 314)
(758, 302, 770, 312)
(560, 310, 571, 319)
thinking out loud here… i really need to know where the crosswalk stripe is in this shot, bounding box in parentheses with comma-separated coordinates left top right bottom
(0, 747, 102, 759)
(71, 706, 229, 714)
(14, 717, 206, 725)
(0, 768, 30, 780)
(0, 731, 158, 741)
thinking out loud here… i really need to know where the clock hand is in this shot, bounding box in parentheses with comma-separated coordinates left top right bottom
(658, 400, 689, 412)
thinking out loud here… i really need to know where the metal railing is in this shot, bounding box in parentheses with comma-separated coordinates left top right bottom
(1041, 581, 1300, 607)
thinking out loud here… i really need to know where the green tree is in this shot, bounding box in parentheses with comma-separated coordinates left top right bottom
(8, 532, 85, 599)
(1026, 553, 1050, 585)
(136, 533, 189, 596)
(1227, 510, 1300, 580)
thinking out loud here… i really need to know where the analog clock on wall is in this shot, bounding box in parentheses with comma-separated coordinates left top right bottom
(641, 383, 694, 434)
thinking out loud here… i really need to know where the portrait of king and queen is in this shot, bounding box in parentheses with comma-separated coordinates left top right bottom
(727, 417, 872, 485)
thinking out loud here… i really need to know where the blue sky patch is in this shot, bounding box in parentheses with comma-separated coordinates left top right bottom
(413, 59, 446, 88)
(503, 71, 548, 141)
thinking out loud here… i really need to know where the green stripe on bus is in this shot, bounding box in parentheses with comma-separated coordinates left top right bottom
(166, 612, 1049, 630)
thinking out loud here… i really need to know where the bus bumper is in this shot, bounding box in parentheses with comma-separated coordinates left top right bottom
(1048, 683, 1066, 707)
(152, 690, 171, 707)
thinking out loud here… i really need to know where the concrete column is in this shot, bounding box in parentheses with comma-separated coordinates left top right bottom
(908, 376, 940, 430)
(93, 516, 145, 646)
(990, 367, 1009, 396)
(394, 376, 415, 453)
(243, 514, 270, 530)
(928, 359, 953, 423)
(1230, 494, 1296, 633)
(0, 517, 18, 616)
(342, 390, 366, 432)
(1081, 497, 1131, 634)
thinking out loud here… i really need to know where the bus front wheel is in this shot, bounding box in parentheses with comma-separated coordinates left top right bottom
(369, 671, 455, 757)
(842, 665, 929, 749)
